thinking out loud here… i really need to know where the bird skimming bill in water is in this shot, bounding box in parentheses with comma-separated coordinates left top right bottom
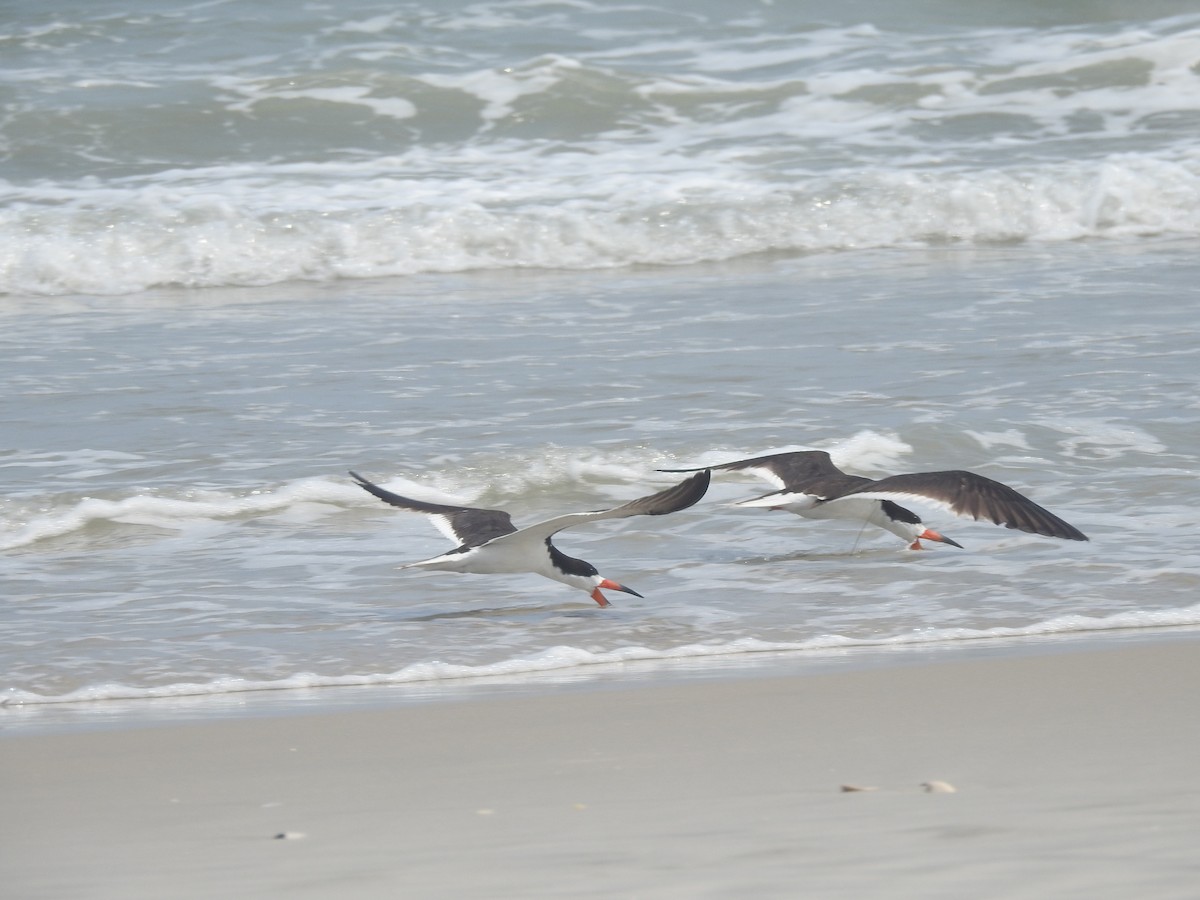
(659, 451, 1087, 549)
(350, 469, 711, 606)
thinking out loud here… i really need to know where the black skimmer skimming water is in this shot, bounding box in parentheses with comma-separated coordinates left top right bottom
(659, 451, 1087, 549)
(350, 469, 711, 606)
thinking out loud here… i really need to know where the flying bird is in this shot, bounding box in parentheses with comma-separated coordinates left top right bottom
(659, 451, 1087, 549)
(350, 469, 711, 606)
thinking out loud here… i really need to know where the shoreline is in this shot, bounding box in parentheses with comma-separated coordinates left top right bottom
(4, 625, 1199, 737)
(5, 632, 1200, 898)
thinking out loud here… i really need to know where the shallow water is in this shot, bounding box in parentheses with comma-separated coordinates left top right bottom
(4, 241, 1199, 717)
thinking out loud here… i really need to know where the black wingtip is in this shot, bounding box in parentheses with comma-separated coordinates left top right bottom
(635, 468, 711, 516)
(348, 470, 378, 492)
(1059, 518, 1090, 541)
(676, 468, 712, 510)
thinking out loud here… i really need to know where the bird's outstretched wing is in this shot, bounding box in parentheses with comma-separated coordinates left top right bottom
(349, 471, 517, 548)
(492, 469, 712, 547)
(661, 450, 868, 496)
(842, 471, 1089, 541)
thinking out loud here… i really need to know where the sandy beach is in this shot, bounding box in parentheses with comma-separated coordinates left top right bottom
(4, 636, 1199, 899)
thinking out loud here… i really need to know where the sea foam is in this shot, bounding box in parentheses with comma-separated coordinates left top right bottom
(7, 604, 1200, 707)
(4, 152, 1198, 296)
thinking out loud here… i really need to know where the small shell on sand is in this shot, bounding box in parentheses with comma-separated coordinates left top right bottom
(272, 831, 307, 840)
(921, 780, 958, 793)
(839, 784, 879, 793)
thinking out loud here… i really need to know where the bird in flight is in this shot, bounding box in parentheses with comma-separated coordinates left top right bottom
(659, 451, 1087, 550)
(350, 469, 711, 606)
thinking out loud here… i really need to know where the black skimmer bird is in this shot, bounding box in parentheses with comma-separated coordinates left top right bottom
(659, 451, 1087, 549)
(350, 469, 711, 606)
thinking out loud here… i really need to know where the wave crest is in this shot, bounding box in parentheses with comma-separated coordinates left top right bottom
(4, 153, 1198, 296)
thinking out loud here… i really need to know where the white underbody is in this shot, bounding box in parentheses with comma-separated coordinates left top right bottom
(735, 493, 924, 543)
(401, 534, 601, 592)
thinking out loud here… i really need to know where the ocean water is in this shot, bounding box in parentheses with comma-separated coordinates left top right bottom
(3, 0, 1200, 726)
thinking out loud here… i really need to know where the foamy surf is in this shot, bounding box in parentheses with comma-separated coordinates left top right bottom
(4, 153, 1200, 296)
(7, 604, 1200, 707)
(4, 8, 1200, 296)
(0, 479, 350, 551)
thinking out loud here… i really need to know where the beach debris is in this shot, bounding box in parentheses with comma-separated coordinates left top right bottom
(921, 780, 958, 793)
(272, 831, 307, 840)
(839, 784, 880, 793)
